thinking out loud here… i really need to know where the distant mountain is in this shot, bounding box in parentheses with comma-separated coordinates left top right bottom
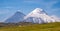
(5, 8, 60, 24)
(5, 11, 25, 23)
(24, 8, 56, 24)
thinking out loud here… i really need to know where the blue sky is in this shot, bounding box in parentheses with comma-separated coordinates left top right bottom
(0, 0, 60, 22)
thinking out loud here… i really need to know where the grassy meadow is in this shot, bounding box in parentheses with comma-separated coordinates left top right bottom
(0, 22, 60, 31)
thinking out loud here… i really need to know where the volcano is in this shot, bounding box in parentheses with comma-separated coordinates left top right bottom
(5, 11, 25, 23)
(24, 8, 55, 24)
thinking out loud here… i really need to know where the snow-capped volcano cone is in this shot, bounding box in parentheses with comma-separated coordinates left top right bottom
(31, 8, 47, 15)
(25, 8, 47, 19)
(24, 8, 55, 24)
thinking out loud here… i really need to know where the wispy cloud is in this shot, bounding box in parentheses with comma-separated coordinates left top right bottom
(52, 1, 60, 8)
(23, 0, 42, 4)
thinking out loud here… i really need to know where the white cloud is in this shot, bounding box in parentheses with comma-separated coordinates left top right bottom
(51, 15, 60, 22)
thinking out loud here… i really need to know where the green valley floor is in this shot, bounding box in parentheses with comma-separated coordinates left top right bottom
(0, 22, 60, 31)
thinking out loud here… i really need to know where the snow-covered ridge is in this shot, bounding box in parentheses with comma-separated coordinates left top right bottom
(24, 8, 46, 19)
(24, 8, 60, 24)
(4, 8, 60, 24)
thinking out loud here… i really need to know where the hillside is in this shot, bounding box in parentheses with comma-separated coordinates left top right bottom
(0, 22, 60, 31)
(5, 11, 25, 23)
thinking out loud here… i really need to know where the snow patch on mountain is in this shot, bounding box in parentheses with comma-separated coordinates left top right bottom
(24, 8, 56, 24)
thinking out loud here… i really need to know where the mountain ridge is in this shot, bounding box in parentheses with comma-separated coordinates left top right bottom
(24, 8, 56, 24)
(5, 11, 25, 23)
(5, 8, 60, 24)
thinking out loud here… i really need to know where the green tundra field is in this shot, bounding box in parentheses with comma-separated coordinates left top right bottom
(0, 22, 60, 31)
